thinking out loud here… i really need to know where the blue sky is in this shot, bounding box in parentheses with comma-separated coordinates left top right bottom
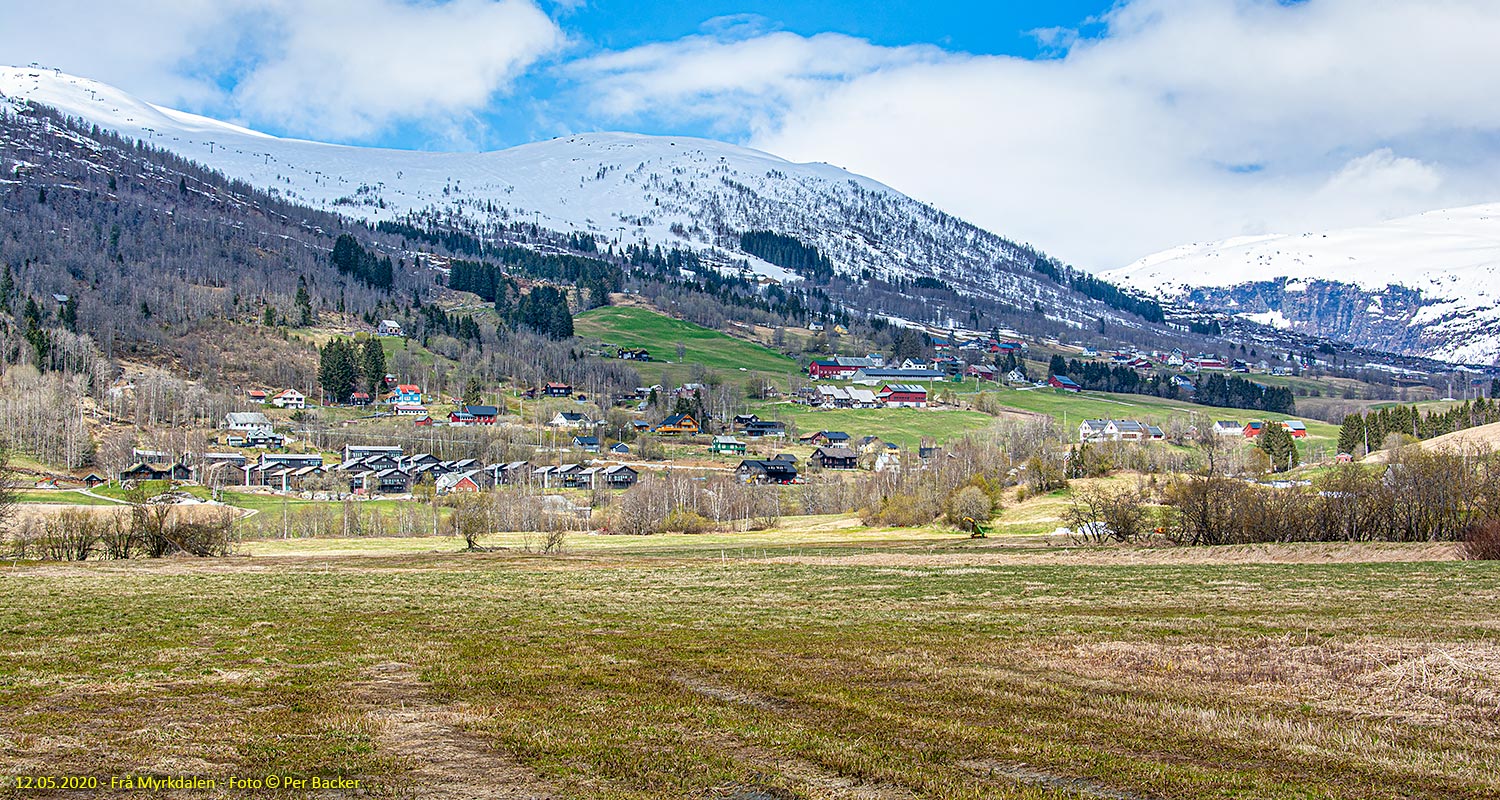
(5, 0, 1500, 268)
(559, 2, 1110, 58)
(442, 1, 1119, 151)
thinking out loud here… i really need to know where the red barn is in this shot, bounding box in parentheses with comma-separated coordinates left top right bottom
(966, 364, 998, 382)
(1048, 375, 1082, 393)
(1243, 421, 1265, 438)
(877, 383, 928, 408)
(808, 360, 859, 380)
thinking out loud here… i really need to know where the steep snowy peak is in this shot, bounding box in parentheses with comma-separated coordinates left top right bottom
(1104, 205, 1500, 301)
(1103, 205, 1500, 363)
(0, 66, 1040, 297)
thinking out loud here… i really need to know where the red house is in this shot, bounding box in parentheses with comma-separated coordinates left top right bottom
(413, 416, 434, 427)
(1281, 420, 1308, 438)
(966, 364, 998, 382)
(1048, 375, 1082, 393)
(1243, 421, 1265, 438)
(808, 360, 860, 380)
(461, 404, 499, 424)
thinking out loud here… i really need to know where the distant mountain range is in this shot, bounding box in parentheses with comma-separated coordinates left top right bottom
(0, 65, 1130, 332)
(10, 65, 1494, 366)
(1104, 205, 1500, 365)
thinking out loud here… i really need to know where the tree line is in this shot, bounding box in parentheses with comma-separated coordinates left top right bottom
(1047, 356, 1295, 414)
(1031, 255, 1166, 323)
(318, 337, 387, 403)
(330, 234, 395, 290)
(739, 230, 835, 283)
(1337, 397, 1500, 457)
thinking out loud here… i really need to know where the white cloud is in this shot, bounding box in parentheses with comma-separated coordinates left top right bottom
(570, 0, 1500, 268)
(0, 0, 564, 142)
(0, 1, 234, 107)
(567, 28, 947, 133)
(228, 0, 563, 141)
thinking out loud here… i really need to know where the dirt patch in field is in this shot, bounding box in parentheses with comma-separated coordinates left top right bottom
(666, 675, 919, 799)
(764, 540, 1460, 568)
(672, 674, 791, 711)
(356, 661, 559, 799)
(705, 737, 924, 800)
(957, 759, 1151, 800)
(1056, 636, 1500, 728)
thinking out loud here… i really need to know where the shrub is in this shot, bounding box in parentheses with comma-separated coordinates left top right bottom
(861, 493, 936, 528)
(945, 486, 994, 528)
(1065, 484, 1152, 543)
(38, 509, 102, 561)
(662, 508, 711, 533)
(169, 510, 238, 557)
(1461, 520, 1500, 561)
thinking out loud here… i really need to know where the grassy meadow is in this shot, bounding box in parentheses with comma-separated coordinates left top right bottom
(984, 386, 1342, 442)
(575, 305, 801, 385)
(1, 522, 1496, 800)
(749, 403, 998, 448)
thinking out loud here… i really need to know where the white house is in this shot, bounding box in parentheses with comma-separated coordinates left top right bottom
(847, 388, 879, 408)
(1105, 420, 1147, 442)
(270, 389, 305, 409)
(1079, 420, 1109, 443)
(548, 411, 594, 428)
(1213, 420, 1243, 437)
(223, 412, 273, 435)
(376, 319, 404, 336)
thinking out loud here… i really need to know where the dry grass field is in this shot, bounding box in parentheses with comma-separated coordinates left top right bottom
(2, 525, 1497, 799)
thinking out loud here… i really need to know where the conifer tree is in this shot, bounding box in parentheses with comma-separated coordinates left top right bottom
(1337, 414, 1366, 457)
(295, 276, 314, 326)
(318, 339, 359, 403)
(359, 338, 386, 394)
(1258, 421, 1299, 472)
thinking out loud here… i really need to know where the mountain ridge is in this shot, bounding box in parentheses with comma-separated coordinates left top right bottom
(1103, 204, 1500, 364)
(3, 65, 1190, 342)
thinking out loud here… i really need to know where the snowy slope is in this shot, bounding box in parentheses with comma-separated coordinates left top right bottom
(1103, 206, 1500, 363)
(0, 66, 1045, 301)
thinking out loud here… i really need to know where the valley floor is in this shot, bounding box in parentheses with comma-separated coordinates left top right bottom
(2, 525, 1496, 799)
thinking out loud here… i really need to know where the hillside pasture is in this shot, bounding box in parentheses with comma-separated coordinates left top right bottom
(575, 305, 800, 384)
(984, 386, 1341, 444)
(749, 403, 999, 447)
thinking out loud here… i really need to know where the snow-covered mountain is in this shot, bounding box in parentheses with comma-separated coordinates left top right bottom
(0, 66, 1069, 312)
(1103, 206, 1500, 364)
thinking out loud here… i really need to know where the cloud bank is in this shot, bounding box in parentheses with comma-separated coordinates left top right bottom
(568, 0, 1500, 267)
(1, 0, 564, 142)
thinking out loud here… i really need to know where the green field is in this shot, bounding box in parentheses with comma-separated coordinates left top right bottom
(2, 529, 1493, 799)
(751, 403, 996, 447)
(576, 306, 800, 383)
(13, 489, 118, 506)
(984, 386, 1341, 442)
